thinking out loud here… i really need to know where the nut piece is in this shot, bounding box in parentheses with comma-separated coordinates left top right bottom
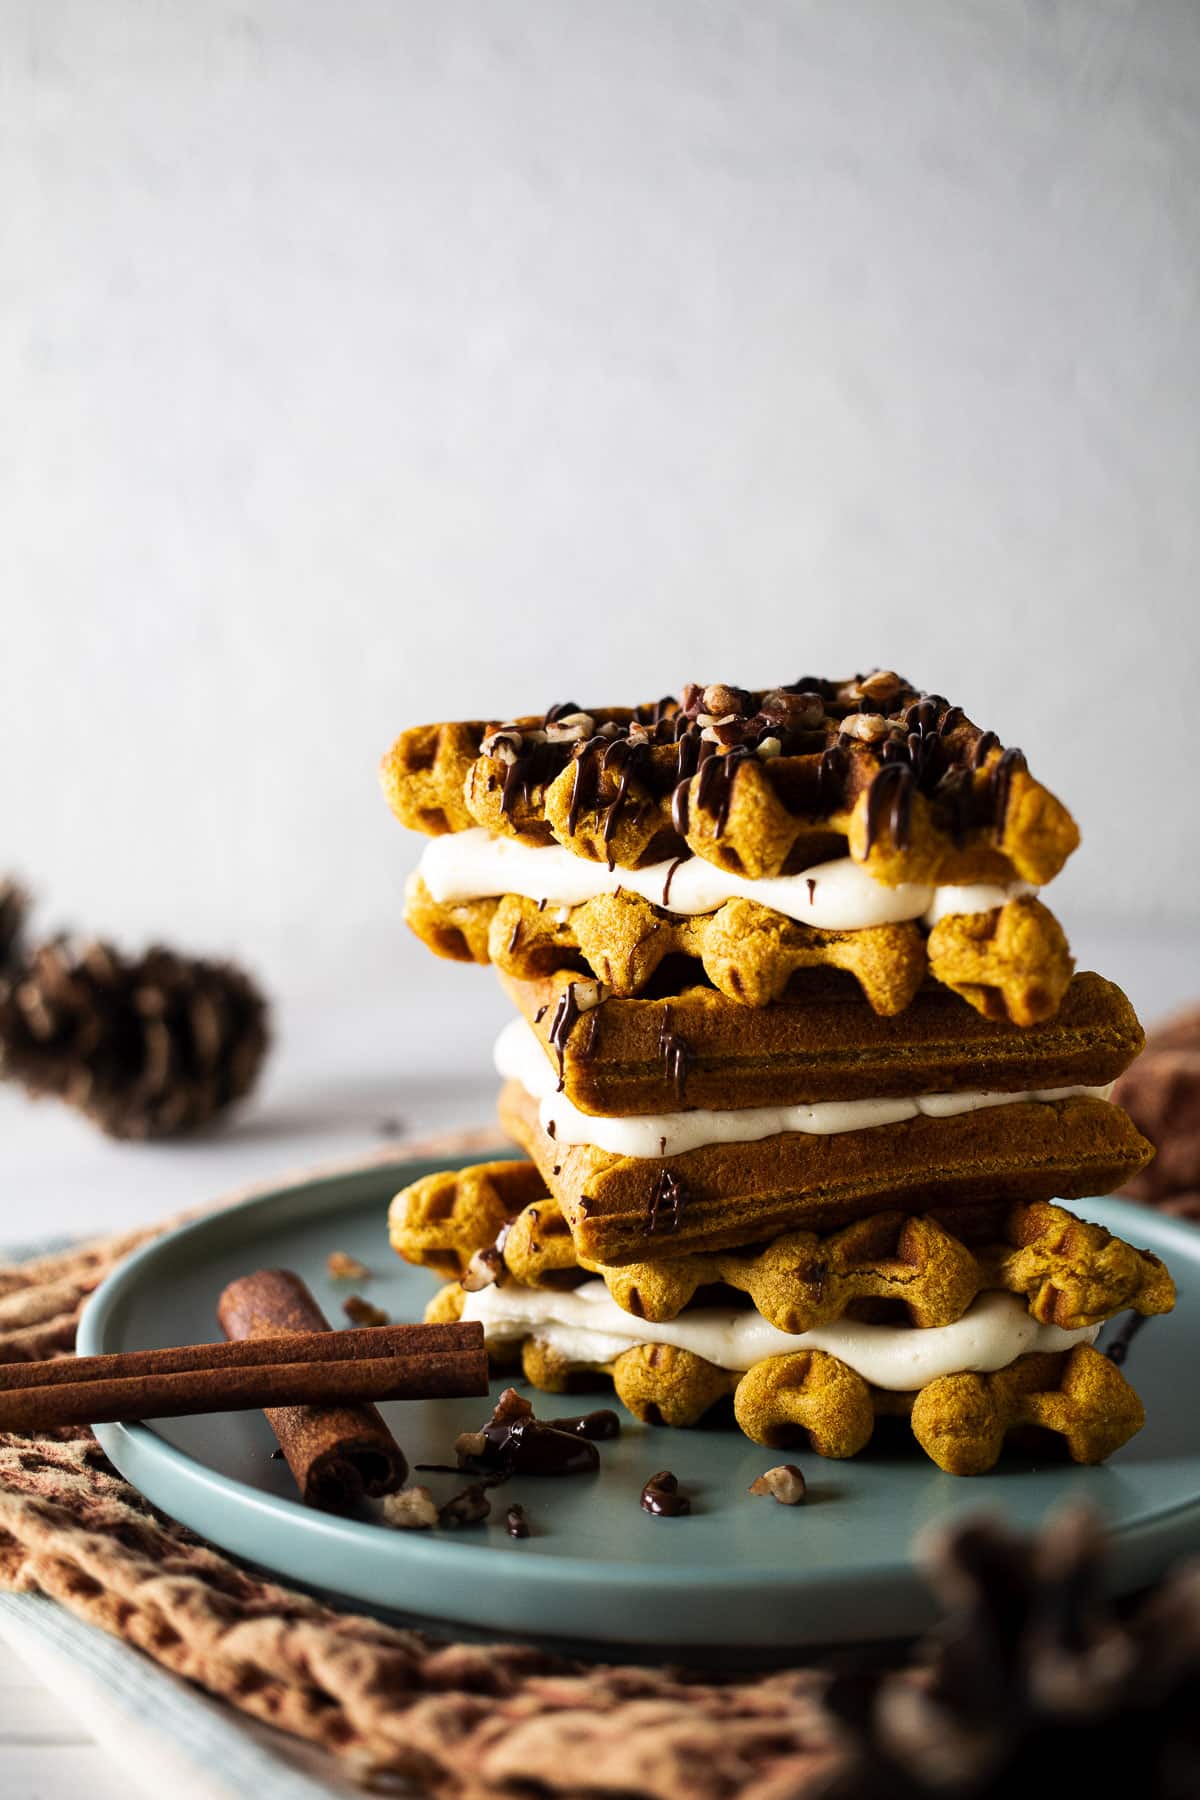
(544, 710, 596, 743)
(480, 726, 524, 763)
(857, 670, 905, 703)
(839, 712, 890, 743)
(760, 689, 825, 730)
(748, 1463, 808, 1505)
(462, 1245, 504, 1291)
(381, 1485, 438, 1530)
(343, 1294, 390, 1327)
(326, 1250, 369, 1281)
(702, 683, 747, 718)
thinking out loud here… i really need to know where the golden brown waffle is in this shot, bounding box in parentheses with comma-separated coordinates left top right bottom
(386, 1159, 546, 1279)
(389, 1167, 1175, 1334)
(407, 876, 1076, 1027)
(500, 1078, 1155, 1264)
(500, 969, 1142, 1116)
(428, 1286, 1145, 1476)
(407, 873, 930, 1016)
(905, 1345, 1146, 1475)
(380, 678, 1079, 887)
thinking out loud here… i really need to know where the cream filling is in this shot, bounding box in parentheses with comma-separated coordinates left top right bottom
(461, 1281, 1099, 1391)
(418, 827, 1034, 933)
(494, 1017, 1113, 1160)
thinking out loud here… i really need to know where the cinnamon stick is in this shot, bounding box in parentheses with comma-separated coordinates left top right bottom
(218, 1269, 478, 1510)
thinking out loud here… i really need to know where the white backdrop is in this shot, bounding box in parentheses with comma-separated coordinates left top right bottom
(4, 0, 1199, 1004)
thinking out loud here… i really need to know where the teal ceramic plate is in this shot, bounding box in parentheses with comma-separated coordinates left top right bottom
(79, 1156, 1200, 1651)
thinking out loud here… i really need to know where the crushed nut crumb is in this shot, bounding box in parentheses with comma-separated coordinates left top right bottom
(381, 1486, 438, 1530)
(840, 712, 890, 743)
(748, 1464, 807, 1505)
(327, 1250, 369, 1281)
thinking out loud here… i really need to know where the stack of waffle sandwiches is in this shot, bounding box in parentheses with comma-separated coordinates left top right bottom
(384, 674, 1169, 1474)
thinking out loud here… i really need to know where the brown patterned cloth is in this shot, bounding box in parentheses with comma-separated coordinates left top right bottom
(0, 1142, 843, 1798)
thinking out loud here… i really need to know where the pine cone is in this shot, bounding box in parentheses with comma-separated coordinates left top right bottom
(821, 1506, 1200, 1798)
(0, 880, 29, 974)
(1114, 1004, 1200, 1221)
(0, 938, 269, 1139)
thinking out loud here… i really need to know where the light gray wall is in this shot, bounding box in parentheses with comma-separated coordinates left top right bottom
(4, 1, 1198, 990)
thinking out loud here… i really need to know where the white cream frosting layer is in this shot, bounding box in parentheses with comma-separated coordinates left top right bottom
(461, 1281, 1099, 1391)
(418, 827, 1033, 932)
(494, 1017, 1112, 1160)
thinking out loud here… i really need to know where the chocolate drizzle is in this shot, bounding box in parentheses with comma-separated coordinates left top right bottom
(989, 746, 1028, 837)
(671, 775, 691, 838)
(566, 736, 608, 836)
(547, 984, 584, 1090)
(863, 763, 915, 855)
(500, 741, 560, 816)
(661, 856, 686, 907)
(647, 1168, 686, 1235)
(972, 730, 1000, 769)
(657, 1006, 691, 1101)
(818, 744, 848, 808)
(693, 745, 750, 837)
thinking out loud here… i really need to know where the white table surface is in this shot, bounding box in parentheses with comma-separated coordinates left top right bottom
(0, 922, 1193, 1798)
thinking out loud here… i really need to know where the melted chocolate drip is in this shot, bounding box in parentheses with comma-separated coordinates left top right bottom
(647, 1168, 686, 1235)
(472, 1418, 599, 1477)
(818, 744, 847, 808)
(661, 856, 686, 907)
(641, 1470, 690, 1517)
(566, 735, 609, 836)
(972, 730, 1000, 769)
(505, 1503, 531, 1537)
(547, 985, 583, 1090)
(500, 741, 560, 816)
(693, 745, 750, 837)
(547, 1408, 621, 1441)
(657, 1005, 691, 1101)
(863, 763, 915, 855)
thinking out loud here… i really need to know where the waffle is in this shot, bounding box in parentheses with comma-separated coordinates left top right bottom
(379, 678, 1079, 888)
(427, 1283, 1144, 1476)
(500, 969, 1143, 1116)
(391, 1165, 1174, 1333)
(500, 1079, 1155, 1264)
(408, 875, 1075, 1027)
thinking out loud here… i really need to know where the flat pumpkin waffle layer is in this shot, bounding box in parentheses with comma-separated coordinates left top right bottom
(499, 968, 1143, 1116)
(498, 1079, 1154, 1265)
(380, 675, 1079, 887)
(406, 874, 1074, 1025)
(390, 1162, 1175, 1334)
